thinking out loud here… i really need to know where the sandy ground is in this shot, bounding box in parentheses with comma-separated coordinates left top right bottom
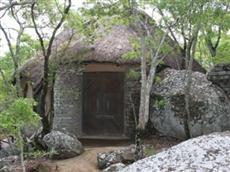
(53, 147, 124, 172)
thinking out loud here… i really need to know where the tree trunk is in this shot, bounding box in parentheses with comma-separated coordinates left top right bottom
(134, 127, 144, 160)
(14, 70, 23, 97)
(184, 27, 199, 139)
(183, 45, 192, 139)
(18, 130, 26, 172)
(31, 0, 71, 137)
(138, 36, 147, 130)
(39, 63, 51, 136)
(135, 27, 168, 159)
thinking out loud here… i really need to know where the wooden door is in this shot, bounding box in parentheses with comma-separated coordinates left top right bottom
(83, 72, 124, 136)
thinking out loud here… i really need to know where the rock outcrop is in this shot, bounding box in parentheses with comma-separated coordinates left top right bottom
(207, 63, 230, 97)
(151, 69, 230, 139)
(43, 131, 83, 159)
(121, 132, 230, 172)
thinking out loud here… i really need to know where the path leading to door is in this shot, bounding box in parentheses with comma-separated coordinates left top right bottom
(54, 146, 123, 172)
(31, 146, 123, 172)
(25, 136, 181, 172)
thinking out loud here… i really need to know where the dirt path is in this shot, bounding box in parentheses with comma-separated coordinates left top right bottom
(25, 136, 181, 172)
(53, 146, 124, 172)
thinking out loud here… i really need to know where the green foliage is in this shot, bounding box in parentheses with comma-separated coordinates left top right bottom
(30, 0, 64, 28)
(154, 98, 166, 109)
(24, 150, 50, 159)
(154, 76, 161, 83)
(0, 34, 41, 104)
(0, 55, 14, 78)
(49, 147, 58, 159)
(129, 37, 141, 50)
(0, 34, 40, 71)
(144, 146, 156, 157)
(196, 34, 230, 68)
(127, 69, 140, 79)
(0, 98, 39, 137)
(214, 35, 230, 64)
(0, 98, 39, 160)
(66, 0, 132, 43)
(147, 0, 230, 69)
(195, 38, 214, 69)
(122, 38, 140, 60)
(19, 34, 41, 64)
(122, 50, 140, 61)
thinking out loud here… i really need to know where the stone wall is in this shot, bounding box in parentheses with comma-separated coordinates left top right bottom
(53, 63, 83, 136)
(207, 64, 230, 98)
(53, 63, 137, 138)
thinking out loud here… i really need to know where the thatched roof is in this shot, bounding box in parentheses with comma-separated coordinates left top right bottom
(57, 25, 138, 64)
(19, 20, 205, 92)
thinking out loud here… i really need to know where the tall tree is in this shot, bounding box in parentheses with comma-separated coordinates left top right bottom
(30, 0, 71, 136)
(135, 15, 170, 159)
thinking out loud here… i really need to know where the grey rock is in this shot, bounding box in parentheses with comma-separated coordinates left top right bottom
(97, 151, 123, 169)
(21, 124, 39, 140)
(0, 156, 19, 169)
(121, 146, 135, 163)
(97, 145, 136, 169)
(121, 132, 230, 172)
(151, 69, 230, 139)
(207, 63, 230, 97)
(43, 130, 83, 159)
(0, 143, 19, 159)
(0, 166, 11, 172)
(0, 137, 14, 150)
(103, 163, 126, 172)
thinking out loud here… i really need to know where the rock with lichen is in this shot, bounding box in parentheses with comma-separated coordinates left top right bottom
(151, 68, 230, 139)
(121, 132, 230, 172)
(43, 131, 83, 159)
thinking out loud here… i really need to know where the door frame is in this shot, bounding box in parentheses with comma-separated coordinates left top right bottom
(82, 69, 125, 136)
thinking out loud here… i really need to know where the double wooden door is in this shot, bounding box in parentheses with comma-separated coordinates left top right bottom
(83, 72, 124, 136)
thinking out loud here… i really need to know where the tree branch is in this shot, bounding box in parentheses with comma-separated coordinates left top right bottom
(0, 23, 14, 59)
(0, 1, 32, 11)
(31, 2, 46, 57)
(46, 0, 72, 57)
(214, 26, 221, 50)
(158, 8, 181, 50)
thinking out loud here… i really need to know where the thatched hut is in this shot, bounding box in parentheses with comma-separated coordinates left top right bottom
(19, 22, 205, 139)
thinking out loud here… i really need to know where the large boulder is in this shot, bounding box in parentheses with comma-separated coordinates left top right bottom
(151, 69, 230, 139)
(121, 132, 230, 172)
(43, 131, 83, 159)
